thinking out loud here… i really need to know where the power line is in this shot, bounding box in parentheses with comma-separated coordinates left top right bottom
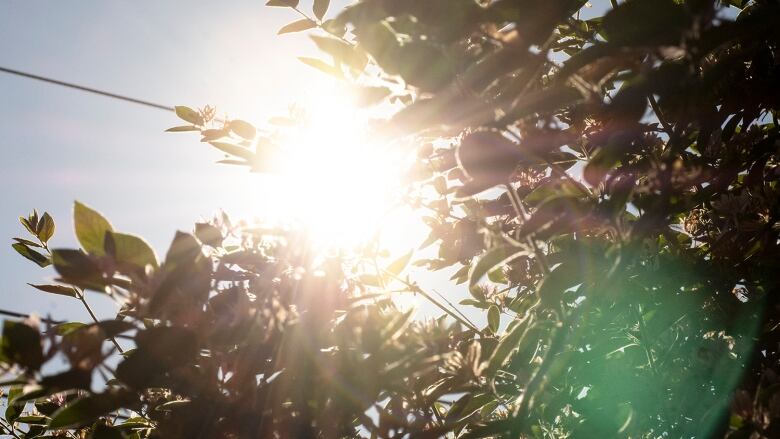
(0, 65, 174, 113)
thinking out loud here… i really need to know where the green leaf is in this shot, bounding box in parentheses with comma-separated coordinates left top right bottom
(37, 212, 55, 243)
(48, 391, 132, 429)
(20, 215, 37, 235)
(28, 283, 78, 298)
(298, 57, 343, 78)
(228, 119, 256, 140)
(266, 0, 299, 7)
(12, 243, 50, 267)
(537, 262, 582, 308)
(110, 232, 159, 269)
(5, 386, 24, 423)
(174, 106, 203, 125)
(483, 316, 531, 378)
(278, 18, 317, 34)
(313, 0, 330, 20)
(74, 201, 114, 256)
(165, 125, 200, 132)
(13, 237, 42, 248)
(487, 305, 500, 334)
(16, 415, 49, 425)
(51, 322, 87, 336)
(469, 245, 528, 294)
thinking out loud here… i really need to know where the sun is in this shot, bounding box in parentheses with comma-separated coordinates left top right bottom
(235, 87, 419, 251)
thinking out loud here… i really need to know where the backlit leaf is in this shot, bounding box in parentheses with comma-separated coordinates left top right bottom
(74, 201, 114, 256)
(174, 106, 203, 125)
(469, 245, 528, 294)
(278, 18, 317, 34)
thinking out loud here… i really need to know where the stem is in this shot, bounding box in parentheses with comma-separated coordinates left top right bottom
(648, 94, 673, 135)
(75, 287, 124, 354)
(504, 183, 550, 275)
(382, 269, 482, 333)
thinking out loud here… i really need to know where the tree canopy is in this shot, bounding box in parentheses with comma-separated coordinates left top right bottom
(3, 0, 780, 438)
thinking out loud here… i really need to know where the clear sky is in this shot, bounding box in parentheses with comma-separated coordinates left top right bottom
(0, 0, 357, 322)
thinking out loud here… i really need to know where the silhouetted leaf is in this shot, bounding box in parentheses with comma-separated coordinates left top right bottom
(1, 320, 43, 371)
(28, 283, 78, 298)
(49, 390, 133, 429)
(313, 0, 330, 20)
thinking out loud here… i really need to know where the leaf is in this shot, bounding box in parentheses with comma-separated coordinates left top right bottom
(51, 322, 87, 336)
(278, 18, 317, 34)
(12, 243, 50, 267)
(110, 232, 159, 269)
(537, 262, 583, 308)
(358, 274, 383, 287)
(51, 249, 102, 287)
(385, 250, 413, 278)
(165, 125, 200, 132)
(313, 0, 330, 20)
(174, 106, 203, 125)
(28, 283, 78, 298)
(163, 232, 202, 270)
(37, 212, 55, 243)
(228, 119, 256, 140)
(298, 56, 343, 78)
(13, 237, 42, 248)
(48, 390, 132, 429)
(483, 316, 531, 377)
(74, 201, 114, 256)
(5, 386, 24, 423)
(266, 0, 299, 7)
(468, 245, 528, 294)
(209, 142, 256, 161)
(195, 223, 223, 247)
(16, 415, 49, 425)
(487, 305, 500, 334)
(1, 320, 44, 371)
(311, 36, 366, 71)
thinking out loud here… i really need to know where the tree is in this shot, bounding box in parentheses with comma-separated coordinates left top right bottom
(3, 0, 780, 437)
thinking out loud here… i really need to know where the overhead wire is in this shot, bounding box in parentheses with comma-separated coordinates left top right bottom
(0, 65, 174, 112)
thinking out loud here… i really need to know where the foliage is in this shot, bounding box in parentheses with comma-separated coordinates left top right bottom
(3, 0, 780, 438)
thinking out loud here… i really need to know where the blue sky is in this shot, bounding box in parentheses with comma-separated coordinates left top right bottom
(1, 0, 349, 322)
